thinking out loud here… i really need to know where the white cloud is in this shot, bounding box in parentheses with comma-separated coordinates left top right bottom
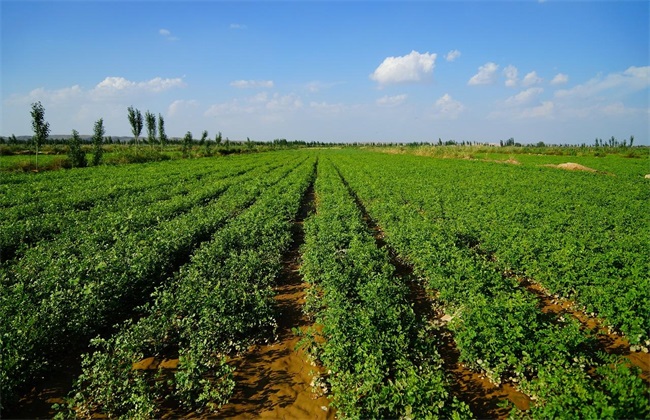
(159, 28, 179, 41)
(230, 23, 247, 29)
(522, 71, 543, 87)
(376, 94, 407, 107)
(205, 92, 302, 118)
(8, 76, 185, 105)
(445, 49, 461, 62)
(503, 65, 518, 87)
(266, 93, 303, 112)
(555, 66, 650, 99)
(520, 101, 554, 118)
(550, 73, 569, 85)
(309, 101, 347, 114)
(505, 87, 544, 106)
(168, 99, 199, 117)
(433, 93, 465, 119)
(468, 62, 499, 85)
(370, 50, 436, 85)
(230, 80, 275, 89)
(91, 76, 185, 97)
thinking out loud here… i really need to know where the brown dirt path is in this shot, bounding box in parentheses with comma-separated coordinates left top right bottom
(214, 182, 334, 420)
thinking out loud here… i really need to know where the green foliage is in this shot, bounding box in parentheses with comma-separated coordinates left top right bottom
(157, 113, 167, 150)
(30, 101, 50, 170)
(91, 118, 104, 166)
(127, 106, 143, 146)
(300, 158, 471, 418)
(145, 110, 156, 147)
(182, 131, 192, 158)
(67, 129, 87, 168)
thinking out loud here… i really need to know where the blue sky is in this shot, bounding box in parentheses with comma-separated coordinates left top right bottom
(2, 0, 648, 144)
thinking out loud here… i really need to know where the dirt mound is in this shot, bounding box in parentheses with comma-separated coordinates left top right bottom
(644, 174, 650, 179)
(555, 162, 597, 172)
(543, 162, 598, 173)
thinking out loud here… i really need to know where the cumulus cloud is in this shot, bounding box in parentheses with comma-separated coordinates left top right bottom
(92, 76, 185, 97)
(205, 92, 302, 118)
(433, 93, 465, 119)
(468, 62, 499, 85)
(505, 87, 544, 106)
(168, 99, 199, 117)
(445, 49, 461, 62)
(522, 71, 543, 87)
(7, 76, 185, 105)
(503, 65, 518, 87)
(370, 50, 436, 85)
(555, 66, 650, 99)
(520, 101, 554, 118)
(376, 94, 407, 107)
(550, 73, 569, 85)
(309, 101, 347, 114)
(159, 28, 179, 41)
(230, 80, 274, 89)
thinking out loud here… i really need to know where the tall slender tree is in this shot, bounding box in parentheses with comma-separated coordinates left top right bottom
(91, 118, 105, 166)
(31, 101, 50, 171)
(68, 129, 87, 168)
(145, 111, 156, 147)
(158, 114, 167, 151)
(182, 131, 193, 158)
(127, 106, 143, 147)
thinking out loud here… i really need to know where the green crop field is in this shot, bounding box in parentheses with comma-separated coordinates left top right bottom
(1, 148, 648, 419)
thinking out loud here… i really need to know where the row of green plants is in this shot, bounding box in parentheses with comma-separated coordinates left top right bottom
(330, 150, 649, 418)
(56, 155, 317, 418)
(0, 156, 265, 263)
(299, 158, 471, 419)
(0, 152, 305, 408)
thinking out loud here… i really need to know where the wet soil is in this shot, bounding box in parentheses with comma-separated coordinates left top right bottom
(335, 167, 531, 418)
(213, 181, 334, 419)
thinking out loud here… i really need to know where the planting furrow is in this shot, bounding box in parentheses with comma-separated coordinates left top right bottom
(333, 165, 531, 418)
(331, 151, 649, 418)
(216, 173, 334, 419)
(299, 158, 471, 419)
(54, 156, 317, 418)
(0, 154, 304, 411)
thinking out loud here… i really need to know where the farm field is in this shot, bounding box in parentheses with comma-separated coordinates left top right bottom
(1, 148, 648, 418)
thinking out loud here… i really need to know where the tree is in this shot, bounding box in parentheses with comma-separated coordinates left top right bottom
(199, 130, 208, 146)
(127, 106, 143, 146)
(182, 131, 192, 158)
(629, 135, 634, 147)
(68, 129, 87, 168)
(215, 131, 222, 146)
(145, 111, 156, 147)
(158, 114, 167, 150)
(31, 101, 50, 171)
(91, 118, 105, 166)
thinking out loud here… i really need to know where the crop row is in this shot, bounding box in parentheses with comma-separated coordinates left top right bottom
(342, 150, 649, 346)
(59, 155, 316, 418)
(0, 154, 268, 262)
(299, 158, 471, 418)
(331, 151, 649, 418)
(0, 152, 305, 407)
